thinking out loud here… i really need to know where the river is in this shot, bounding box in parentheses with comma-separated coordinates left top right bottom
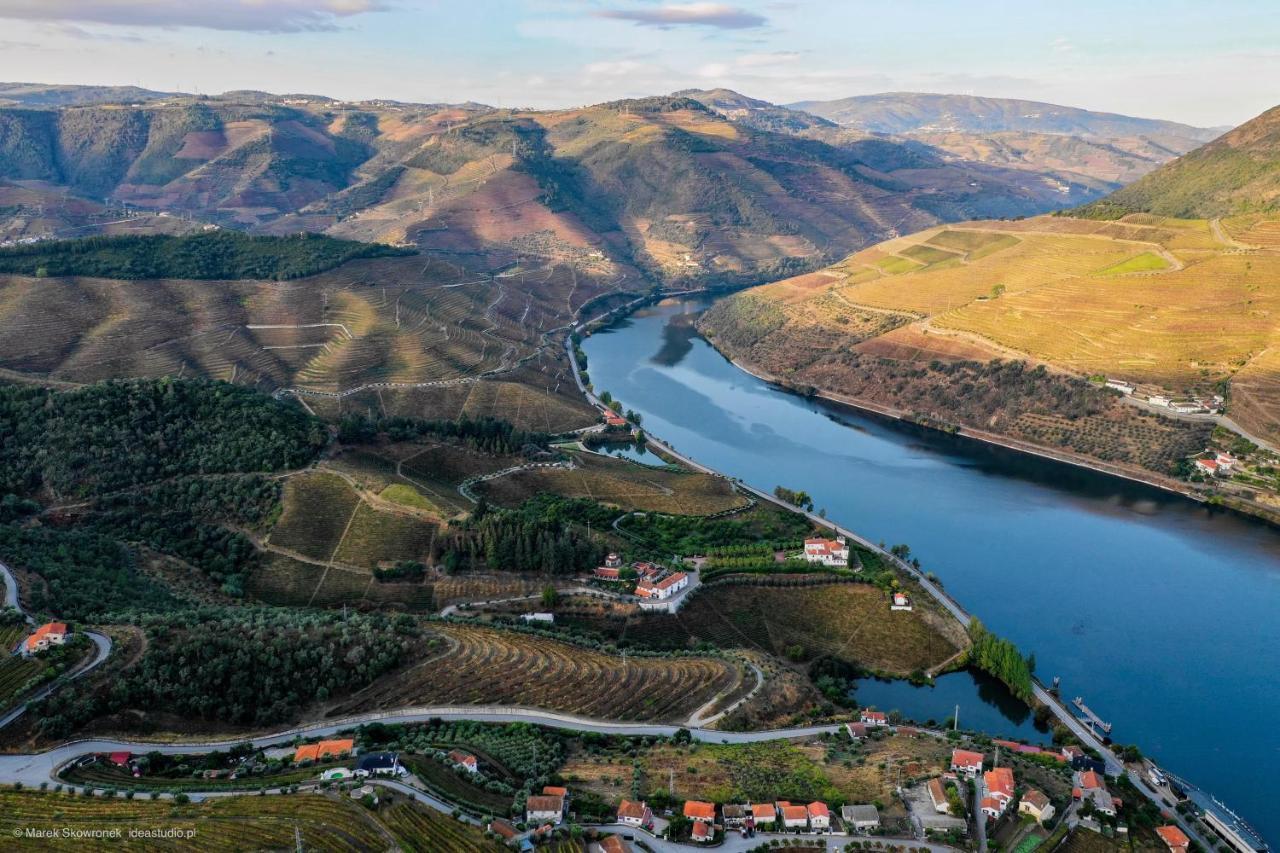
(581, 296, 1280, 845)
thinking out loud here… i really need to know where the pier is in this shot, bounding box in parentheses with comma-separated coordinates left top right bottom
(1072, 696, 1113, 734)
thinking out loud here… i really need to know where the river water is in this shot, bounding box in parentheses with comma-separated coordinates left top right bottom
(581, 297, 1280, 844)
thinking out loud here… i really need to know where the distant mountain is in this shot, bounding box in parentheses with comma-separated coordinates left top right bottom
(0, 82, 175, 107)
(1077, 104, 1280, 218)
(788, 92, 1224, 140)
(0, 88, 1100, 287)
(676, 88, 840, 134)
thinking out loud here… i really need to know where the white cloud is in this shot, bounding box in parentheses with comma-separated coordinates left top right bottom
(595, 3, 766, 30)
(0, 0, 389, 33)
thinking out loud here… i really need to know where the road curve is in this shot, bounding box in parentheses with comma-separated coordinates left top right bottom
(0, 561, 114, 729)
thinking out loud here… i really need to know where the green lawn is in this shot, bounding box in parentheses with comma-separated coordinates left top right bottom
(1096, 251, 1171, 275)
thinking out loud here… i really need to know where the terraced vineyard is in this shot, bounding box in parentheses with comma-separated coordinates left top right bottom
(0, 254, 610, 431)
(476, 451, 750, 515)
(701, 211, 1280, 455)
(329, 622, 741, 723)
(379, 801, 503, 853)
(0, 789, 411, 852)
(0, 622, 42, 709)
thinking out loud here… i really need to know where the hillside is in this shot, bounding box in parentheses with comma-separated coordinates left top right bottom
(788, 92, 1221, 192)
(1076, 104, 1280, 218)
(698, 211, 1280, 511)
(789, 92, 1223, 140)
(0, 82, 174, 107)
(0, 90, 1104, 288)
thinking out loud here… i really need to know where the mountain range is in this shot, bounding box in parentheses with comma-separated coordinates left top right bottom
(0, 85, 1218, 289)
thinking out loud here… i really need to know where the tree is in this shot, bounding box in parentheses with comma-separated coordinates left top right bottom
(542, 585, 559, 608)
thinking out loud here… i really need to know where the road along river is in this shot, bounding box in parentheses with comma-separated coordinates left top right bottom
(581, 296, 1280, 846)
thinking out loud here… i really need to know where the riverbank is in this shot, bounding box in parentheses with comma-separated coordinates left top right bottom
(573, 295, 1261, 850)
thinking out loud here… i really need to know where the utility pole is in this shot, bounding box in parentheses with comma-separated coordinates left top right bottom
(954, 704, 960, 732)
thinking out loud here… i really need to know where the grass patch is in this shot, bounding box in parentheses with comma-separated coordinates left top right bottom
(1095, 251, 1170, 274)
(380, 483, 438, 512)
(874, 255, 925, 275)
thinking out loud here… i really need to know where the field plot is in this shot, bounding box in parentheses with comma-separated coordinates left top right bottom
(332, 502, 439, 569)
(670, 584, 962, 676)
(329, 622, 740, 723)
(268, 472, 361, 561)
(476, 451, 749, 515)
(0, 623, 42, 709)
(433, 573, 562, 609)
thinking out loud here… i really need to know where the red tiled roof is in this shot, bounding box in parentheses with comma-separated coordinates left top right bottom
(1022, 789, 1050, 809)
(1079, 770, 1104, 790)
(601, 836, 629, 853)
(985, 767, 1014, 798)
(752, 803, 776, 820)
(684, 801, 716, 820)
(780, 804, 808, 821)
(617, 800, 648, 820)
(1156, 826, 1190, 850)
(862, 710, 887, 721)
(490, 819, 518, 840)
(108, 751, 131, 766)
(526, 795, 564, 813)
(655, 572, 686, 590)
(295, 739, 354, 762)
(542, 786, 567, 797)
(691, 821, 713, 840)
(448, 750, 477, 766)
(24, 622, 68, 651)
(951, 748, 984, 768)
(807, 801, 829, 817)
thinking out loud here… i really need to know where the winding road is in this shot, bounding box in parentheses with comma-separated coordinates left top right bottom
(0, 561, 114, 729)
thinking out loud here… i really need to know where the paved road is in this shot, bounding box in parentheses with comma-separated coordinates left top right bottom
(0, 561, 115, 729)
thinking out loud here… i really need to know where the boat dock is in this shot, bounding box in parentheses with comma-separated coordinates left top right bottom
(1072, 696, 1113, 734)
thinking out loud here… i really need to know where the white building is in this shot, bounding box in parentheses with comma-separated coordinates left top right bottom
(635, 571, 688, 600)
(526, 794, 565, 825)
(803, 537, 849, 567)
(891, 592, 912, 611)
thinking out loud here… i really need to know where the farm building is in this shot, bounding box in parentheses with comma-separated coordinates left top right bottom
(636, 571, 688, 600)
(860, 709, 887, 727)
(22, 622, 69, 656)
(845, 722, 867, 740)
(520, 612, 554, 624)
(803, 536, 849, 567)
(891, 592, 912, 611)
(600, 836, 630, 853)
(928, 778, 950, 813)
(594, 566, 621, 579)
(721, 804, 748, 828)
(604, 412, 629, 428)
(683, 801, 716, 822)
(807, 802, 831, 831)
(841, 804, 880, 831)
(526, 794, 566, 824)
(447, 749, 479, 773)
(542, 785, 569, 798)
(489, 819, 519, 842)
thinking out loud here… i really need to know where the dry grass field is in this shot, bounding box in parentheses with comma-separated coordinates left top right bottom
(328, 622, 742, 723)
(0, 789, 499, 852)
(476, 451, 749, 515)
(704, 212, 1280, 446)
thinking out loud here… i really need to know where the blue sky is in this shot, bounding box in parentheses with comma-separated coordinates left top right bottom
(0, 1, 1275, 126)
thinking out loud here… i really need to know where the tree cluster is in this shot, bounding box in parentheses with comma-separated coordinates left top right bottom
(966, 618, 1035, 704)
(337, 413, 549, 455)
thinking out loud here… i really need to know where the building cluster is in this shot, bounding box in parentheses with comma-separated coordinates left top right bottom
(664, 797, 848, 843)
(1194, 451, 1238, 478)
(947, 748, 1055, 824)
(593, 554, 689, 601)
(1104, 378, 1222, 415)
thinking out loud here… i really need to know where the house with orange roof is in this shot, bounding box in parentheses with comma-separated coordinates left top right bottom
(1018, 788, 1055, 823)
(635, 571, 688, 601)
(751, 802, 776, 826)
(691, 820, 714, 843)
(807, 801, 831, 831)
(928, 778, 951, 814)
(950, 748, 984, 777)
(1076, 769, 1104, 790)
(601, 836, 631, 853)
(778, 802, 809, 830)
(293, 738, 354, 763)
(981, 767, 1015, 818)
(683, 800, 716, 822)
(803, 536, 849, 567)
(1156, 825, 1191, 853)
(448, 749, 478, 773)
(22, 622, 69, 656)
(617, 799, 652, 827)
(860, 709, 888, 727)
(542, 785, 568, 798)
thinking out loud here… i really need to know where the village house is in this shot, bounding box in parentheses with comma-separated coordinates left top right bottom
(860, 709, 888, 727)
(845, 722, 868, 740)
(600, 836, 630, 853)
(690, 820, 714, 843)
(447, 749, 479, 773)
(1062, 745, 1085, 763)
(778, 802, 809, 831)
(1157, 825, 1191, 853)
(751, 802, 776, 827)
(631, 561, 662, 578)
(683, 800, 716, 823)
(488, 819, 519, 843)
(981, 767, 1015, 819)
(841, 804, 880, 832)
(594, 566, 621, 580)
(604, 412, 630, 428)
(526, 794, 566, 825)
(603, 553, 623, 569)
(1019, 789, 1055, 823)
(542, 785, 568, 799)
(928, 778, 951, 814)
(22, 622, 69, 656)
(891, 592, 912, 611)
(617, 799, 652, 827)
(521, 612, 554, 624)
(354, 752, 405, 778)
(635, 571, 688, 601)
(721, 804, 748, 828)
(294, 738, 355, 763)
(807, 802, 831, 832)
(1105, 379, 1134, 395)
(951, 748, 984, 777)
(1215, 452, 1238, 472)
(1195, 458, 1220, 476)
(803, 536, 849, 567)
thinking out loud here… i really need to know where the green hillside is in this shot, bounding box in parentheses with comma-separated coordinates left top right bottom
(1077, 104, 1280, 218)
(0, 231, 410, 280)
